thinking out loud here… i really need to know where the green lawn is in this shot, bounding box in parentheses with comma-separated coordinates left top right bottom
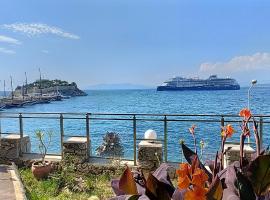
(20, 168, 116, 200)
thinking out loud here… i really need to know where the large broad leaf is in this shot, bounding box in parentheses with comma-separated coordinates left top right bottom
(221, 164, 240, 200)
(181, 143, 212, 181)
(247, 155, 270, 196)
(119, 167, 138, 195)
(145, 173, 171, 200)
(235, 170, 255, 200)
(112, 179, 125, 196)
(206, 176, 223, 200)
(152, 163, 175, 196)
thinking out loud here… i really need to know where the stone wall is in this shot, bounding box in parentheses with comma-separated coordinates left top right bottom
(0, 135, 31, 159)
(138, 141, 163, 170)
(63, 137, 89, 163)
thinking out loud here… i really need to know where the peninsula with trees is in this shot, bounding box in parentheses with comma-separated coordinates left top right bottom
(0, 79, 87, 110)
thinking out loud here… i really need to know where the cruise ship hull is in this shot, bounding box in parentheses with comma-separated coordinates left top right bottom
(157, 85, 240, 91)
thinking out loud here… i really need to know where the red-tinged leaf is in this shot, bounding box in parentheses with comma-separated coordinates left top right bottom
(145, 173, 171, 200)
(181, 143, 212, 181)
(221, 164, 240, 200)
(111, 179, 125, 196)
(119, 167, 138, 195)
(152, 163, 175, 197)
(206, 176, 223, 200)
(247, 155, 270, 196)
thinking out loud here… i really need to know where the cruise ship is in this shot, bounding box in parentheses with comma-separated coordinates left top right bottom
(157, 75, 240, 91)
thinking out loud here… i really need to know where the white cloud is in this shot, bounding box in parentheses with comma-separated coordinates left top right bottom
(200, 52, 270, 73)
(0, 35, 21, 45)
(0, 47, 15, 54)
(42, 50, 49, 54)
(2, 23, 80, 40)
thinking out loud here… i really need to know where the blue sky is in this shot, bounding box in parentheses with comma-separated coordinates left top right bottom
(1, 0, 270, 89)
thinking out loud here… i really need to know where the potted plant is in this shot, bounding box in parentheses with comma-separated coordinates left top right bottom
(31, 130, 53, 179)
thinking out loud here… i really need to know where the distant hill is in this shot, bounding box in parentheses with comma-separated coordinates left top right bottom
(86, 83, 154, 90)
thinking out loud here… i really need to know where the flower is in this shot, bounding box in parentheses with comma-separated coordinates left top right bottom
(176, 163, 191, 189)
(177, 162, 209, 199)
(192, 168, 208, 186)
(189, 125, 196, 135)
(239, 108, 251, 120)
(185, 186, 208, 200)
(178, 175, 190, 189)
(221, 124, 235, 138)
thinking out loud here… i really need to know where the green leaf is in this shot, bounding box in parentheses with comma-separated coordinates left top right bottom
(235, 171, 255, 200)
(247, 155, 270, 196)
(206, 176, 223, 200)
(119, 167, 138, 195)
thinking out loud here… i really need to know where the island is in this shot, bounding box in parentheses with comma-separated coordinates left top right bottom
(14, 79, 87, 97)
(0, 79, 87, 110)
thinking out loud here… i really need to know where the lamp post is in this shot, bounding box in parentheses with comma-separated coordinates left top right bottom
(248, 79, 257, 110)
(247, 79, 257, 144)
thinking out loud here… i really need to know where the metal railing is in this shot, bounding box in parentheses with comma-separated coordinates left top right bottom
(0, 112, 270, 165)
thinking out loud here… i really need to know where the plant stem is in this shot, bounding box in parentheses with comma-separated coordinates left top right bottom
(252, 117, 260, 156)
(220, 136, 227, 170)
(193, 135, 197, 155)
(240, 134, 245, 170)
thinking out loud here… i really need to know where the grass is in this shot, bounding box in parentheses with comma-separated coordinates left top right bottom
(20, 168, 115, 200)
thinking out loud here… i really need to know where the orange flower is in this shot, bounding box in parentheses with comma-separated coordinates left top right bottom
(191, 168, 209, 187)
(177, 162, 209, 193)
(176, 163, 190, 177)
(176, 163, 191, 189)
(178, 175, 190, 189)
(239, 108, 251, 120)
(221, 124, 235, 138)
(185, 186, 208, 200)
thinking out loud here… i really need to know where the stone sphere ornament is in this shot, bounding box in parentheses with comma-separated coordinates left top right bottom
(144, 129, 157, 140)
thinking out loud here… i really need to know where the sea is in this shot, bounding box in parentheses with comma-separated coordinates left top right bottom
(1, 86, 270, 162)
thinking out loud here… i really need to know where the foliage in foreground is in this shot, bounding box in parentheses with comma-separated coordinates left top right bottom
(20, 166, 115, 200)
(110, 108, 270, 200)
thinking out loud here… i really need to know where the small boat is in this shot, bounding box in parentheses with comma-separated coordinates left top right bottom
(41, 94, 62, 101)
(22, 100, 39, 106)
(0, 104, 5, 110)
(60, 95, 71, 99)
(4, 102, 23, 108)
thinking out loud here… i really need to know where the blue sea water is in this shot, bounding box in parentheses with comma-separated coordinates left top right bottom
(0, 87, 270, 162)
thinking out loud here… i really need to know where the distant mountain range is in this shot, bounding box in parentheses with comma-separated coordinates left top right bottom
(86, 83, 154, 90)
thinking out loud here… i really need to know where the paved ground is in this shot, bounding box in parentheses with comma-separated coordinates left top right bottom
(0, 164, 26, 200)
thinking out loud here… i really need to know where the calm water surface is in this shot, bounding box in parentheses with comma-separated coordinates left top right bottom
(1, 87, 270, 161)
